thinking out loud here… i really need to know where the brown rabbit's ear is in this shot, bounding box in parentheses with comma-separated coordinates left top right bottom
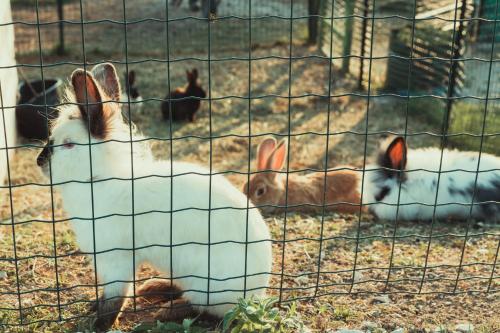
(71, 69, 107, 138)
(257, 137, 277, 171)
(191, 68, 198, 80)
(385, 136, 407, 170)
(127, 70, 136, 86)
(90, 63, 121, 102)
(266, 138, 288, 171)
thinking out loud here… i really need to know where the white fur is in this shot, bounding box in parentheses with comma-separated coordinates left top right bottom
(45, 98, 272, 316)
(363, 148, 500, 222)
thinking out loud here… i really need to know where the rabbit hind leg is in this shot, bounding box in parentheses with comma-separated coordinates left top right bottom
(152, 298, 195, 322)
(137, 278, 184, 303)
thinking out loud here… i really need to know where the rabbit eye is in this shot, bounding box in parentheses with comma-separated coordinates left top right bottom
(256, 187, 266, 197)
(63, 138, 75, 149)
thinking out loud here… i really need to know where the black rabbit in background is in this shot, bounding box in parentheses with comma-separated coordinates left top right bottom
(161, 68, 206, 123)
(121, 70, 143, 115)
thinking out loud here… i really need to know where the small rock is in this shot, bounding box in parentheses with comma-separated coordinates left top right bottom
(21, 298, 34, 307)
(391, 329, 404, 333)
(335, 330, 365, 333)
(0, 271, 7, 279)
(353, 270, 365, 283)
(433, 326, 448, 333)
(295, 275, 309, 286)
(371, 294, 391, 304)
(362, 321, 379, 331)
(473, 221, 484, 229)
(300, 326, 312, 333)
(455, 323, 474, 333)
(478, 248, 488, 255)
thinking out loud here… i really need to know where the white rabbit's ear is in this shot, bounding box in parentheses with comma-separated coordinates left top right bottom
(71, 69, 108, 138)
(266, 138, 288, 171)
(90, 63, 121, 102)
(257, 137, 277, 170)
(385, 136, 407, 170)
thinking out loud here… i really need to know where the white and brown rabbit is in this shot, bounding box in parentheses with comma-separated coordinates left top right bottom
(36, 63, 272, 332)
(363, 136, 500, 222)
(243, 137, 362, 214)
(120, 70, 143, 115)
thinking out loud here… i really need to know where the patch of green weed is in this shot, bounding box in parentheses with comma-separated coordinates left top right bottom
(222, 297, 307, 333)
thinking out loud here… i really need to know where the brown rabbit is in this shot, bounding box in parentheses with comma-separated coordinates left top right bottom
(243, 137, 362, 214)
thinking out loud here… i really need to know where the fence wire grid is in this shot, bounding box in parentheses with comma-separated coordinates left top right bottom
(0, 0, 499, 331)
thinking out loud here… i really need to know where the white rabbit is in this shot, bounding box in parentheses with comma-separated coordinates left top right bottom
(36, 63, 272, 331)
(363, 136, 500, 222)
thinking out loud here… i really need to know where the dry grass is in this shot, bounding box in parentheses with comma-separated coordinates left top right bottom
(2, 44, 499, 332)
(2, 1, 499, 332)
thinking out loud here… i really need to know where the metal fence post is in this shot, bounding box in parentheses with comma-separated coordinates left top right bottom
(57, 0, 64, 55)
(308, 0, 321, 44)
(342, 0, 355, 73)
(444, 0, 469, 136)
(358, 0, 369, 89)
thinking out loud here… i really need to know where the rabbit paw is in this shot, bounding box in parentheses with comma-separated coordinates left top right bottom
(93, 297, 125, 332)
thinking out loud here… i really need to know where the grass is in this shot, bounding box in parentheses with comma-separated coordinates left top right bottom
(132, 318, 208, 333)
(331, 305, 354, 322)
(3, 0, 500, 332)
(12, 0, 310, 59)
(2, 43, 499, 332)
(222, 297, 306, 333)
(114, 297, 307, 333)
(407, 97, 447, 129)
(448, 101, 500, 155)
(11, 0, 75, 6)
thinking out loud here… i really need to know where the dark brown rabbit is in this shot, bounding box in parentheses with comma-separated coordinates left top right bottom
(161, 69, 206, 122)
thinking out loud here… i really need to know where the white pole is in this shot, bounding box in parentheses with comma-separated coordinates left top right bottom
(0, 0, 18, 185)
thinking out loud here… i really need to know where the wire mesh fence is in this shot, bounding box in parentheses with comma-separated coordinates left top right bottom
(0, 0, 499, 331)
(11, 0, 311, 57)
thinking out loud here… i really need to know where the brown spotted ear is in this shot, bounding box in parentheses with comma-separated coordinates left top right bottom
(266, 138, 288, 171)
(385, 136, 407, 170)
(90, 63, 121, 102)
(71, 69, 107, 138)
(257, 137, 277, 171)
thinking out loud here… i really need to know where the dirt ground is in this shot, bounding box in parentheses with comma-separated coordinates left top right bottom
(1, 1, 499, 332)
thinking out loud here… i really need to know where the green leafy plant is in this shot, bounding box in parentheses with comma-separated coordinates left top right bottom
(132, 317, 207, 333)
(332, 305, 353, 321)
(222, 297, 307, 333)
